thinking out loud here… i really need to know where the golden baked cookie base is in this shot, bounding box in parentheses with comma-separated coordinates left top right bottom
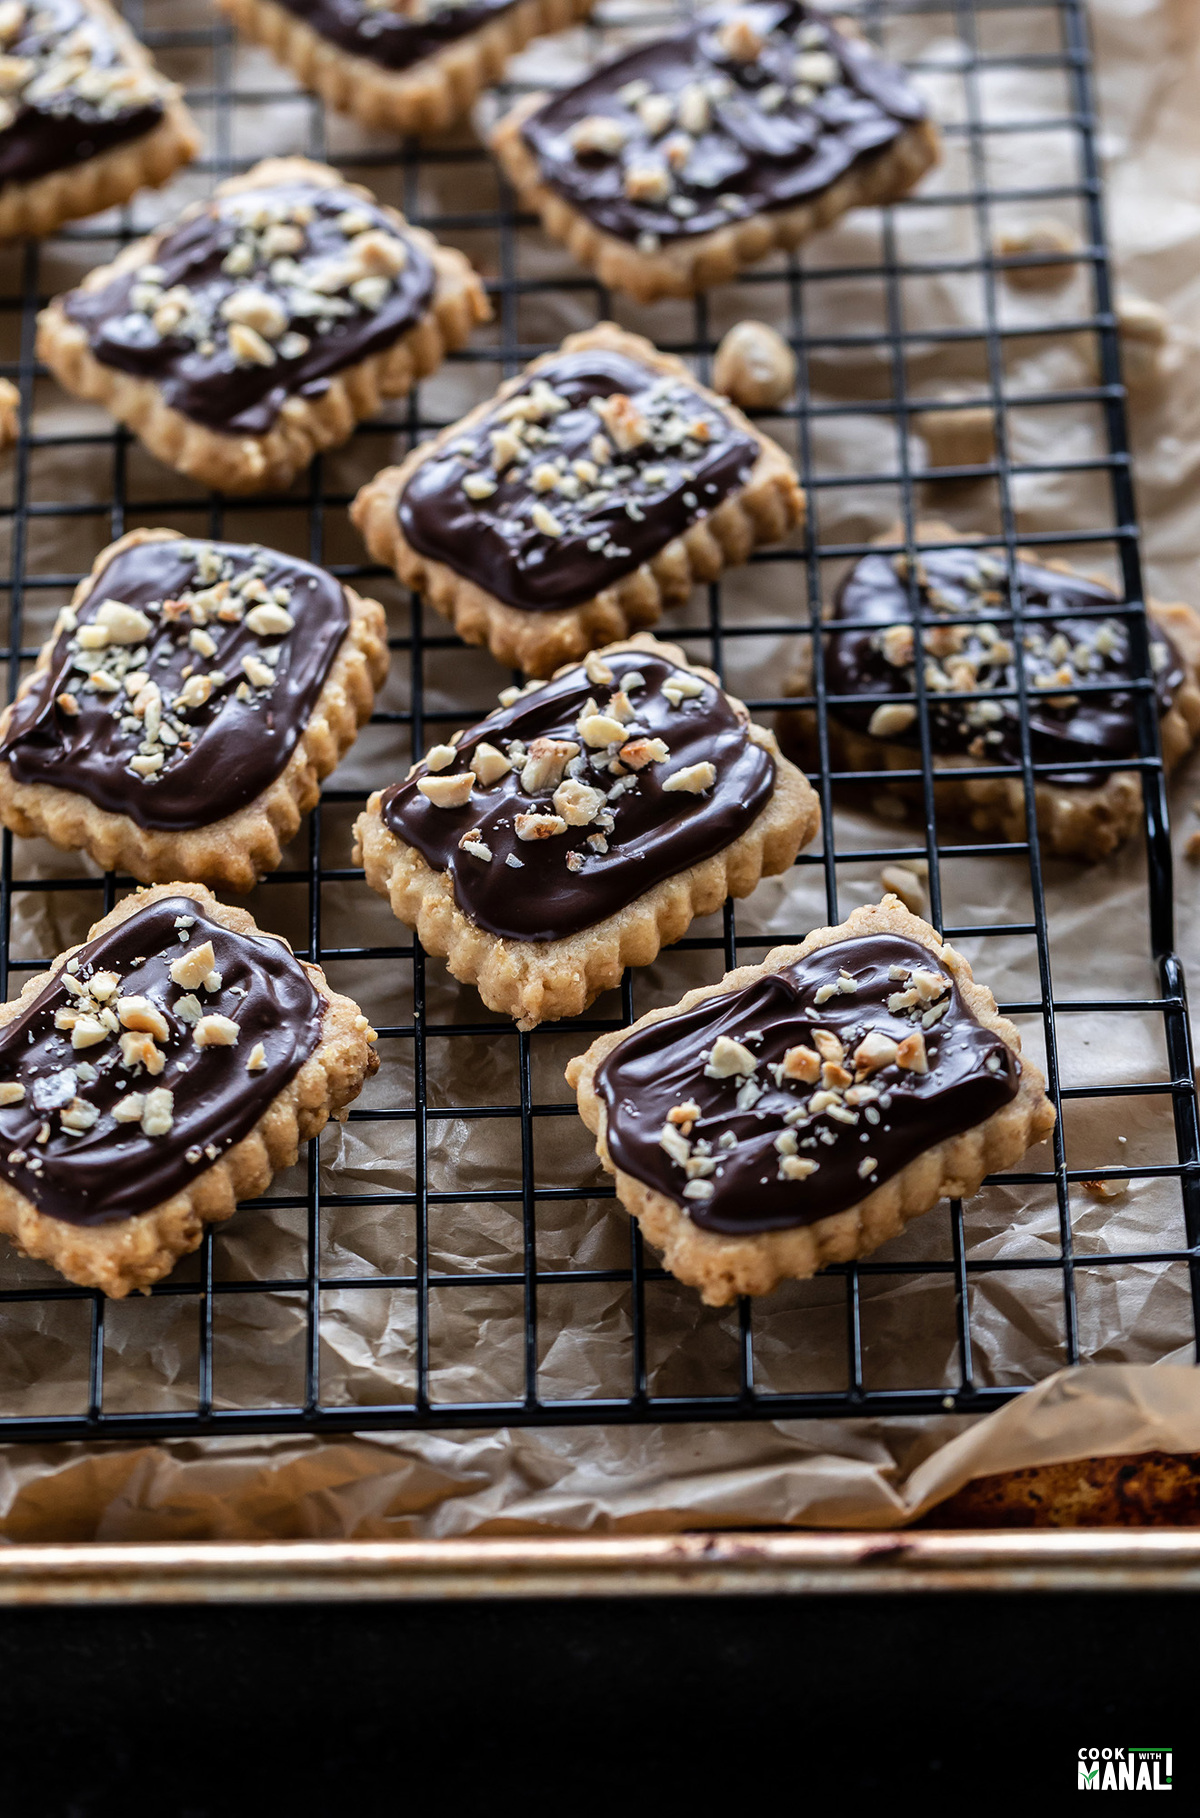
(36, 156, 490, 495)
(0, 883, 378, 1298)
(0, 1, 198, 241)
(781, 520, 1200, 863)
(351, 322, 805, 678)
(354, 634, 821, 1030)
(491, 98, 940, 303)
(218, 0, 596, 135)
(0, 528, 390, 891)
(567, 895, 1056, 1307)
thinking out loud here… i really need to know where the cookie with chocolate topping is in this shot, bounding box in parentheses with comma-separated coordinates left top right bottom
(781, 519, 1200, 862)
(36, 155, 489, 494)
(567, 895, 1055, 1306)
(352, 322, 804, 677)
(354, 633, 819, 1029)
(0, 528, 389, 889)
(0, 0, 198, 240)
(490, 1, 939, 302)
(217, 0, 597, 137)
(0, 883, 378, 1297)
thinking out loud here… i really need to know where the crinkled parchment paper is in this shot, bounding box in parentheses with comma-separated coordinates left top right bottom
(3, 0, 1200, 1538)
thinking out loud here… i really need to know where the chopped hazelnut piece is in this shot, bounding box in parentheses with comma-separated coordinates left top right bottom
(780, 1155, 819, 1181)
(553, 778, 605, 826)
(717, 15, 764, 60)
(704, 1035, 757, 1079)
(781, 1044, 820, 1084)
(194, 1014, 240, 1047)
(424, 744, 456, 773)
(521, 737, 579, 792)
(246, 1042, 267, 1071)
(712, 321, 796, 412)
(618, 737, 669, 770)
(119, 1031, 165, 1075)
(472, 742, 512, 786)
(623, 162, 671, 205)
(246, 602, 295, 638)
(170, 940, 217, 991)
(514, 812, 568, 841)
(868, 702, 918, 739)
(811, 1029, 845, 1066)
(228, 322, 276, 367)
(242, 655, 275, 688)
(1082, 1177, 1126, 1200)
(663, 761, 716, 794)
(0, 1082, 23, 1106)
(911, 968, 949, 1002)
(584, 652, 614, 687)
(117, 995, 170, 1042)
(594, 393, 648, 453)
(111, 1092, 145, 1123)
(531, 502, 564, 537)
(895, 1032, 928, 1073)
(95, 599, 154, 645)
(569, 114, 630, 158)
(221, 288, 288, 341)
(417, 771, 476, 808)
(577, 712, 628, 748)
(853, 1031, 899, 1075)
(858, 1156, 879, 1180)
(141, 1087, 175, 1137)
(61, 1098, 99, 1134)
(662, 673, 706, 707)
(70, 1015, 108, 1050)
(56, 691, 79, 716)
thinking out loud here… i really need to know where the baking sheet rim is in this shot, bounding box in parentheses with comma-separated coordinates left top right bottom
(0, 1530, 1198, 1601)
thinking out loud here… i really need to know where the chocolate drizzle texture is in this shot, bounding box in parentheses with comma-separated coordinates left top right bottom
(398, 347, 759, 611)
(65, 180, 434, 435)
(0, 536, 349, 831)
(0, 0, 165, 195)
(826, 545, 1183, 785)
(0, 895, 324, 1226)
(381, 648, 776, 941)
(519, 0, 928, 246)
(273, 0, 516, 73)
(597, 933, 1019, 1235)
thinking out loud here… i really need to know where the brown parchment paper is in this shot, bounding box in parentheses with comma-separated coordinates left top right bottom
(2, 0, 1200, 1539)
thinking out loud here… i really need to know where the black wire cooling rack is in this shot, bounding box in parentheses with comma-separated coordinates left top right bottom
(0, 0, 1194, 1442)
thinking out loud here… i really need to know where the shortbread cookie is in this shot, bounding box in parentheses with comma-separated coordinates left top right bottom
(37, 155, 489, 494)
(355, 634, 819, 1029)
(217, 0, 596, 137)
(782, 521, 1200, 862)
(567, 895, 1055, 1306)
(490, 1, 939, 303)
(352, 322, 804, 677)
(0, 0, 198, 240)
(0, 528, 388, 890)
(0, 883, 377, 1296)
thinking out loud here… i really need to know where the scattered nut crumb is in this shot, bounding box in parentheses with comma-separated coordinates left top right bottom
(712, 321, 796, 411)
(881, 866, 926, 915)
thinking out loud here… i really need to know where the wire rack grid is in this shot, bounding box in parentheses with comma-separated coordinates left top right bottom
(0, 0, 1194, 1443)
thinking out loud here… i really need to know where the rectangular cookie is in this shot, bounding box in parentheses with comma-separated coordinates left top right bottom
(782, 520, 1200, 863)
(217, 0, 597, 137)
(0, 0, 198, 240)
(0, 883, 378, 1297)
(351, 321, 804, 677)
(490, 1, 939, 303)
(355, 633, 820, 1029)
(37, 154, 490, 494)
(567, 895, 1055, 1306)
(0, 528, 389, 892)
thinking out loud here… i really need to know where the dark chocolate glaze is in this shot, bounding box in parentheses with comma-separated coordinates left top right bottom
(0, 896, 323, 1226)
(381, 648, 776, 942)
(65, 182, 434, 435)
(826, 546, 1184, 786)
(520, 1, 927, 245)
(398, 347, 758, 611)
(0, 537, 349, 832)
(597, 933, 1019, 1236)
(273, 0, 516, 73)
(0, 0, 164, 195)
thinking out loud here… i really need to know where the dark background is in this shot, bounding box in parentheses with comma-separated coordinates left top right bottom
(1, 1590, 1190, 1813)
